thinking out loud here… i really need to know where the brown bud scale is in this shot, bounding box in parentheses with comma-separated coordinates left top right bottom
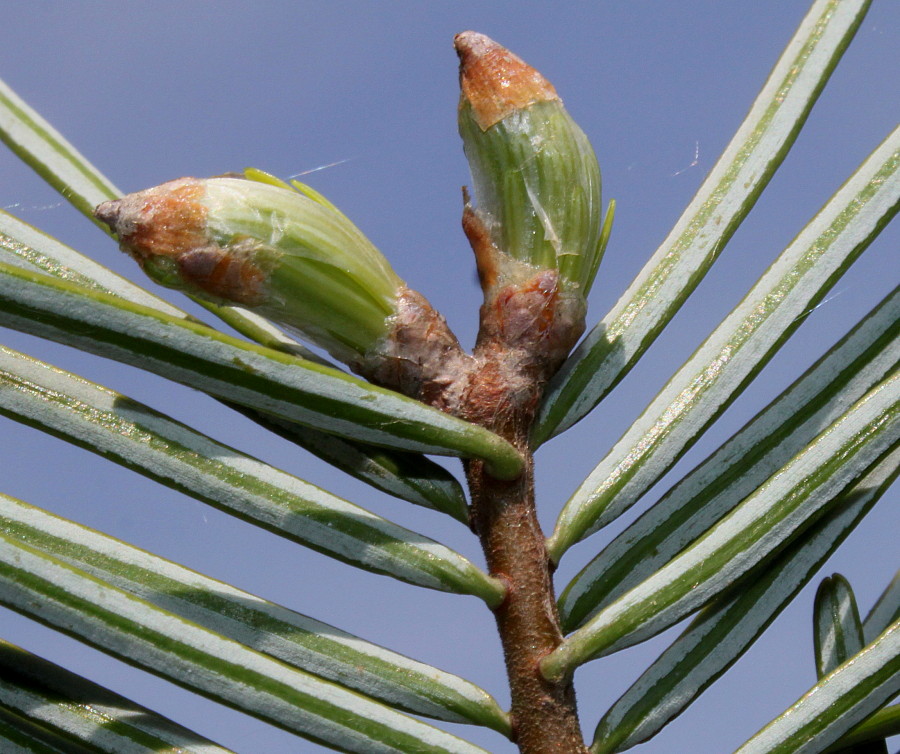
(358, 287, 472, 408)
(176, 240, 272, 306)
(461, 188, 500, 290)
(455, 31, 559, 130)
(95, 178, 273, 306)
(95, 179, 208, 262)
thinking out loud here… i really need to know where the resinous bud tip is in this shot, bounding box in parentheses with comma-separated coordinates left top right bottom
(95, 172, 404, 365)
(456, 32, 609, 298)
(454, 31, 559, 131)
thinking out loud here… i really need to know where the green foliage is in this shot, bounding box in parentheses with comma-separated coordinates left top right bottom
(0, 1, 896, 752)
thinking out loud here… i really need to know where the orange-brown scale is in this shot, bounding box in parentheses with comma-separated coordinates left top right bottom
(461, 187, 500, 290)
(95, 178, 270, 306)
(455, 31, 559, 131)
(95, 179, 208, 263)
(177, 241, 270, 306)
(490, 271, 560, 345)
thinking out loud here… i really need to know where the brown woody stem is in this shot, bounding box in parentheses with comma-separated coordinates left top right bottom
(466, 421, 586, 753)
(362, 238, 587, 751)
(463, 272, 586, 752)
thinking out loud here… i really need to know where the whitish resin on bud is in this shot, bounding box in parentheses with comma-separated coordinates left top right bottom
(456, 32, 608, 298)
(95, 173, 404, 365)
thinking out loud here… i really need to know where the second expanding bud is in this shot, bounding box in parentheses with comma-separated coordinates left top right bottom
(95, 171, 405, 366)
(456, 31, 611, 299)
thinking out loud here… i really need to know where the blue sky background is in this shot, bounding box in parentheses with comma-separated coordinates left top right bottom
(1, 3, 898, 752)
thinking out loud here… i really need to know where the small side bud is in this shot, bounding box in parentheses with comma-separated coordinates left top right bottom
(95, 174, 404, 365)
(456, 32, 606, 298)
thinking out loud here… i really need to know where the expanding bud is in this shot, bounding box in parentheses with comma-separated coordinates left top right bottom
(94, 171, 404, 365)
(455, 32, 610, 298)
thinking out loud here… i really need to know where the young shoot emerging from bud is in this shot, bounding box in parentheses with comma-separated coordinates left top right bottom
(456, 32, 612, 301)
(95, 171, 405, 366)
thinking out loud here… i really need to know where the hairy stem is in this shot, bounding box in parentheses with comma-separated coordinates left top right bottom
(363, 249, 588, 751)
(467, 434, 586, 752)
(462, 277, 587, 751)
